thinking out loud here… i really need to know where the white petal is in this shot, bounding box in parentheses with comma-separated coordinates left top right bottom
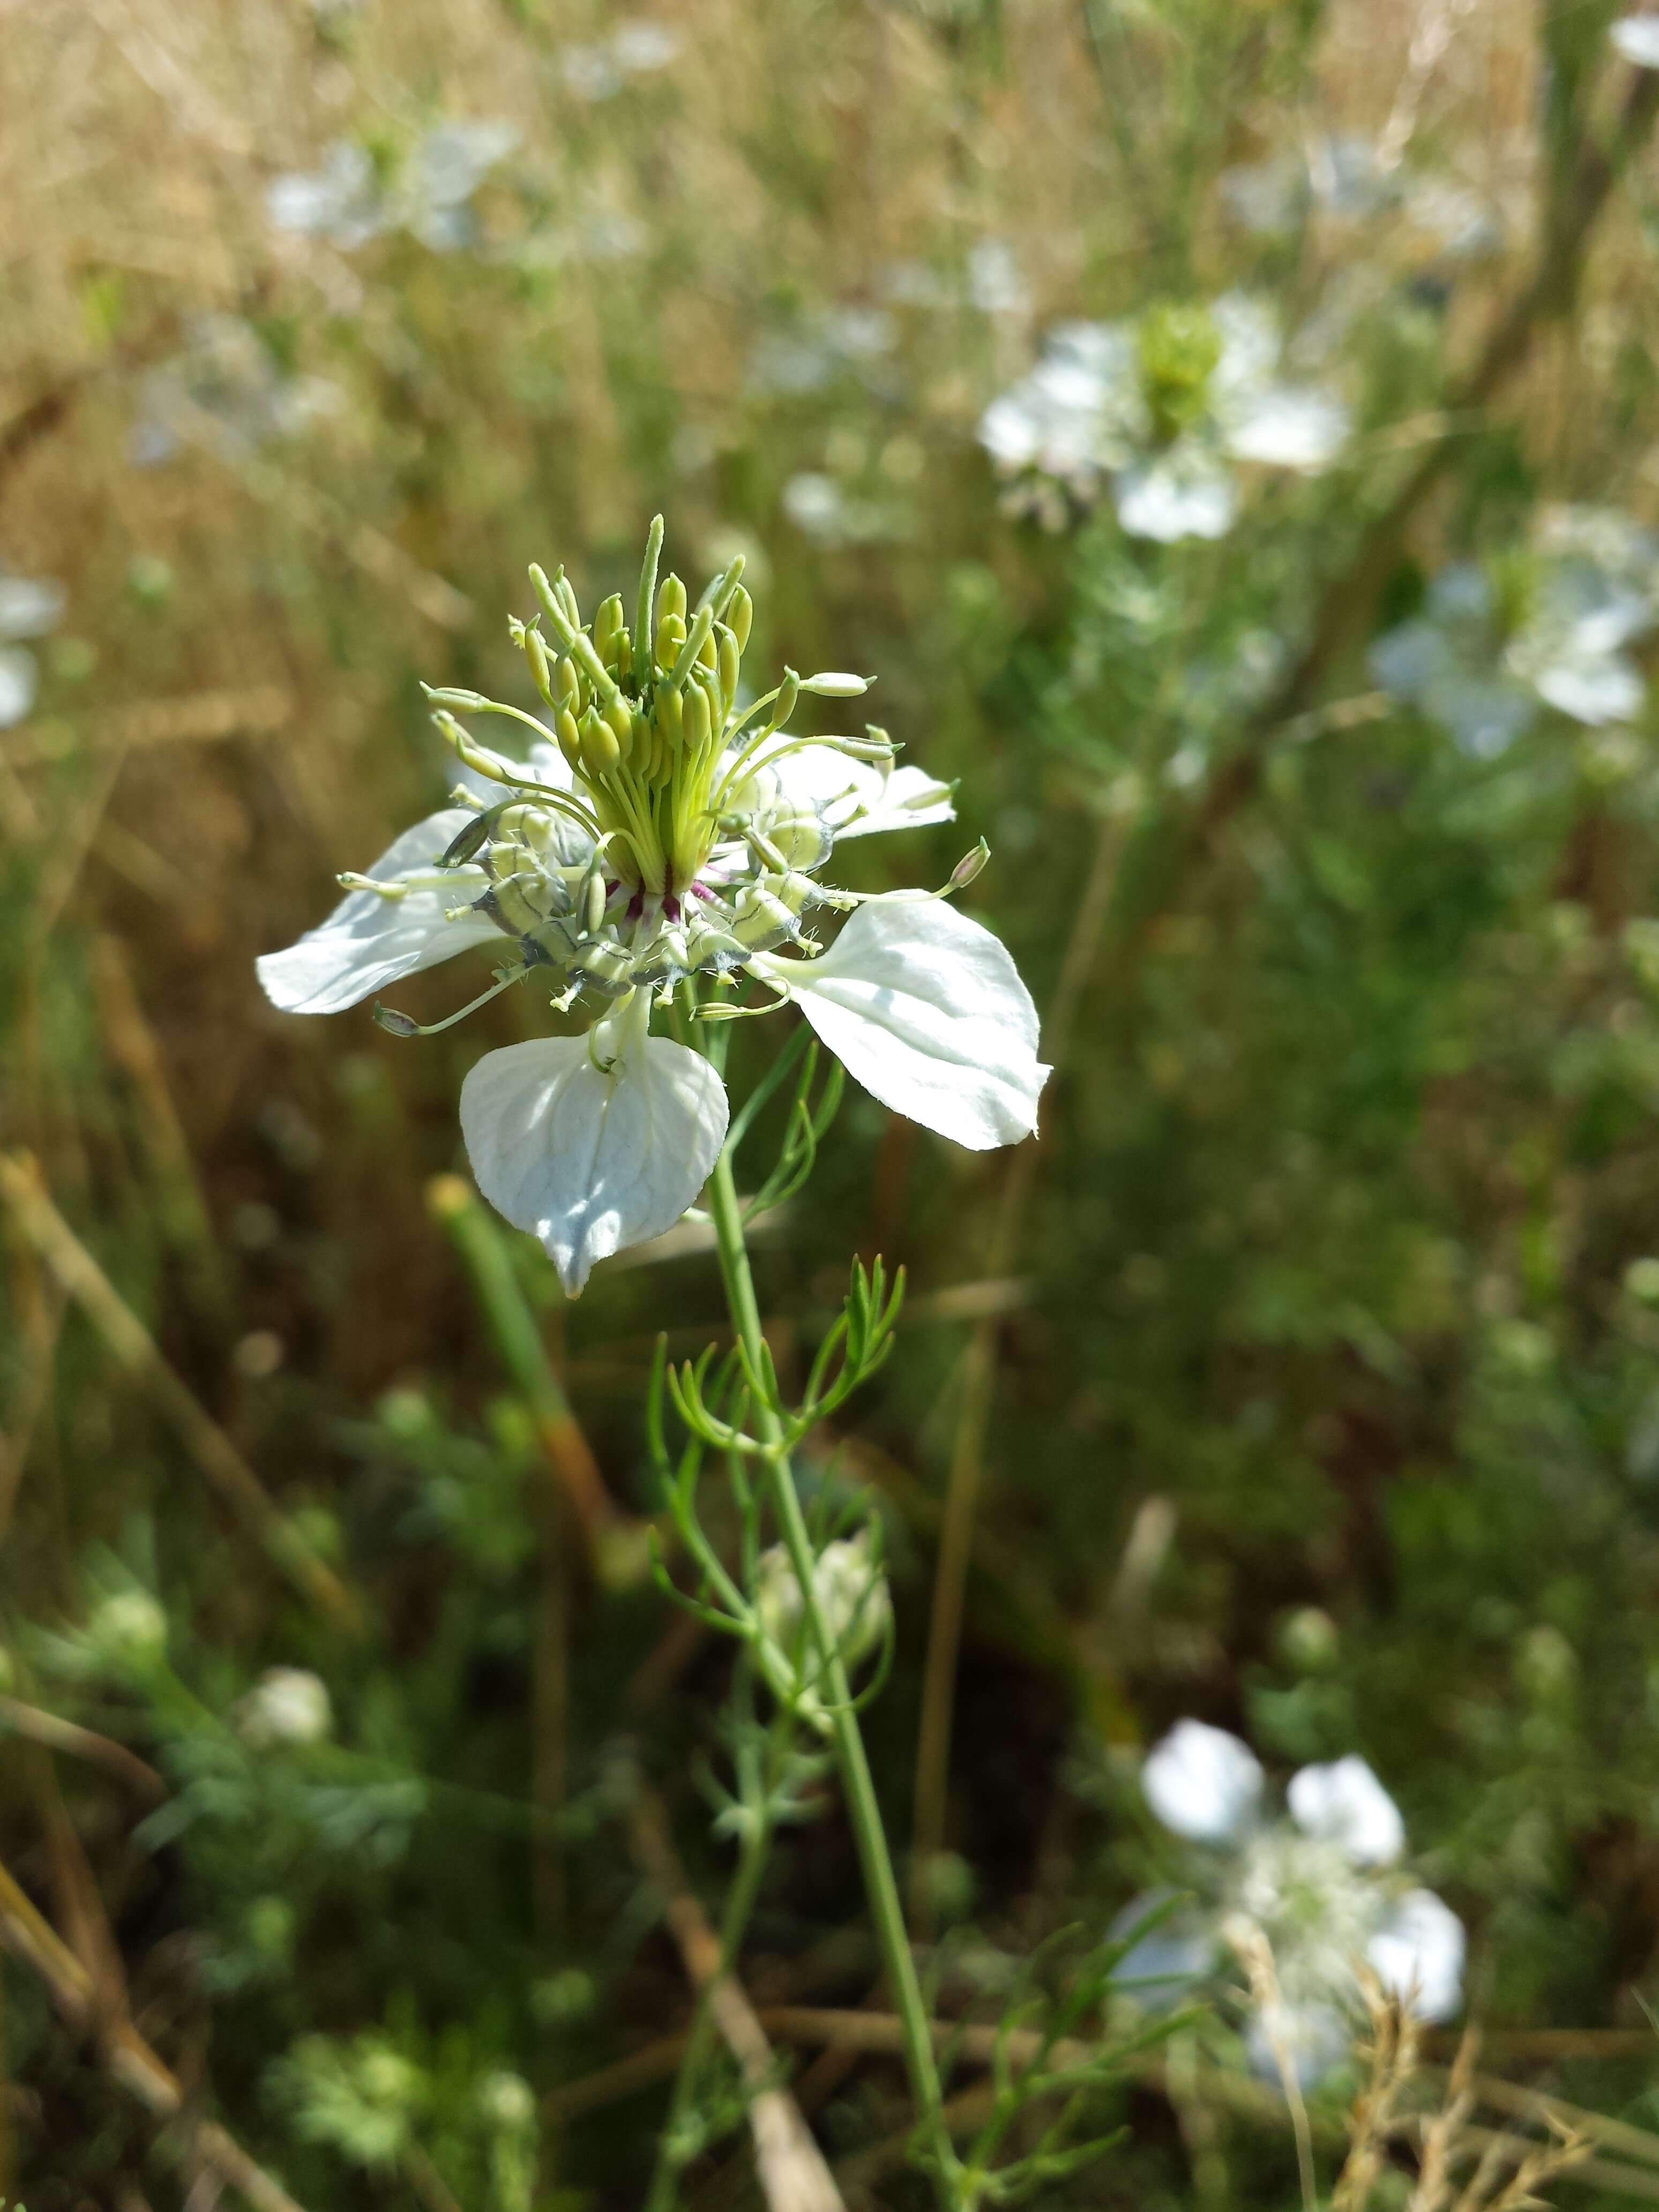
(257, 808, 499, 1014)
(1109, 1888, 1217, 2008)
(1367, 1889, 1465, 2022)
(742, 739, 955, 841)
(1613, 16, 1659, 69)
(1223, 386, 1349, 471)
(0, 575, 65, 640)
(1532, 650, 1644, 726)
(1141, 1720, 1264, 1845)
(0, 646, 38, 729)
(1287, 1757, 1404, 1866)
(1115, 452, 1238, 542)
(753, 900, 1047, 1150)
(459, 1017, 728, 1296)
(1244, 2000, 1350, 2090)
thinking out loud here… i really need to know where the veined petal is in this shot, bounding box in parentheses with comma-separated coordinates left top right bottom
(727, 737, 955, 841)
(1223, 385, 1349, 471)
(752, 900, 1047, 1150)
(1287, 1756, 1404, 1866)
(1367, 1889, 1465, 2022)
(257, 808, 499, 1015)
(1141, 1720, 1265, 1847)
(459, 1011, 728, 1295)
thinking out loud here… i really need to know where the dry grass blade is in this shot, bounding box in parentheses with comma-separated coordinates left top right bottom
(0, 1150, 364, 1636)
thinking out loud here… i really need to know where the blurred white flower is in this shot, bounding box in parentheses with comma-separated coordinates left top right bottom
(1613, 13, 1659, 70)
(0, 568, 65, 729)
(267, 122, 518, 254)
(979, 295, 1348, 540)
(1116, 1721, 1465, 2085)
(749, 307, 896, 398)
(1371, 506, 1659, 757)
(562, 22, 680, 100)
(236, 1665, 334, 1747)
(131, 314, 343, 468)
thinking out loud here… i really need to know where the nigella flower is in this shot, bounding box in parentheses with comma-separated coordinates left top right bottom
(130, 315, 343, 470)
(267, 121, 518, 253)
(258, 525, 1049, 1294)
(1370, 506, 1659, 759)
(977, 294, 1349, 541)
(1116, 1720, 1464, 2084)
(0, 569, 65, 729)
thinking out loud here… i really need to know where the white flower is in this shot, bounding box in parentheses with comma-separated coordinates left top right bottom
(267, 122, 517, 254)
(1613, 13, 1659, 70)
(0, 567, 65, 730)
(258, 531, 1048, 1294)
(1118, 1722, 1464, 2082)
(978, 294, 1348, 540)
(1371, 506, 1659, 756)
(132, 314, 342, 469)
(237, 1665, 334, 1747)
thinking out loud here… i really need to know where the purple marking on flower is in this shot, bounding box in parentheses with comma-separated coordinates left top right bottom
(663, 893, 682, 922)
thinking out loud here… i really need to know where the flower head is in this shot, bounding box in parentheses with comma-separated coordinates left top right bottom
(268, 121, 518, 253)
(1116, 1722, 1465, 2085)
(1371, 505, 1659, 757)
(258, 524, 1049, 1292)
(978, 293, 1348, 539)
(236, 1665, 334, 1748)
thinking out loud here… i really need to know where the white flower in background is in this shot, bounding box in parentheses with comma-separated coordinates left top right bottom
(748, 308, 897, 398)
(1221, 138, 1502, 260)
(131, 315, 343, 469)
(236, 1665, 334, 1748)
(1370, 506, 1659, 758)
(1613, 14, 1659, 70)
(978, 294, 1349, 540)
(1116, 1721, 1465, 2086)
(0, 569, 65, 730)
(561, 21, 680, 101)
(267, 121, 518, 253)
(258, 526, 1048, 1294)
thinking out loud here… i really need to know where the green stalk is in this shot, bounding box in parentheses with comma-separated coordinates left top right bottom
(704, 1145, 960, 2201)
(645, 1808, 773, 2212)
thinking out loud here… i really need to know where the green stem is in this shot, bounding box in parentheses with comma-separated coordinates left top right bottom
(704, 1145, 961, 2202)
(645, 1809, 773, 2212)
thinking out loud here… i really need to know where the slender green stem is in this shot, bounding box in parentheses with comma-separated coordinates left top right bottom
(645, 1807, 773, 2212)
(704, 1145, 961, 2202)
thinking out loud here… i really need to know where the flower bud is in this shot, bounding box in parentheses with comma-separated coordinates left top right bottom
(524, 624, 554, 706)
(604, 691, 635, 751)
(580, 705, 620, 777)
(582, 869, 607, 935)
(552, 655, 581, 710)
(718, 625, 741, 707)
(696, 625, 718, 671)
(655, 682, 683, 746)
(754, 1529, 891, 1672)
(948, 839, 990, 891)
(655, 610, 686, 668)
(478, 2071, 535, 2133)
(236, 1665, 333, 1748)
(422, 683, 492, 710)
(656, 572, 687, 625)
(683, 679, 711, 753)
(593, 593, 625, 670)
(728, 585, 753, 653)
(555, 706, 582, 773)
(89, 1589, 168, 1670)
(798, 671, 870, 698)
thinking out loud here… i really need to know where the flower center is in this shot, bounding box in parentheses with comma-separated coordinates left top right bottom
(1137, 300, 1222, 446)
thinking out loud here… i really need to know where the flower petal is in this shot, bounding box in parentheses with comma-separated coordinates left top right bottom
(1108, 1888, 1217, 2009)
(753, 900, 1047, 1150)
(257, 808, 499, 1014)
(459, 1021, 728, 1296)
(1223, 385, 1349, 471)
(1613, 14, 1659, 69)
(835, 763, 957, 839)
(1141, 1720, 1264, 1846)
(1287, 1756, 1405, 1866)
(0, 645, 38, 730)
(1115, 450, 1237, 542)
(1244, 2000, 1350, 2090)
(1367, 1889, 1465, 2022)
